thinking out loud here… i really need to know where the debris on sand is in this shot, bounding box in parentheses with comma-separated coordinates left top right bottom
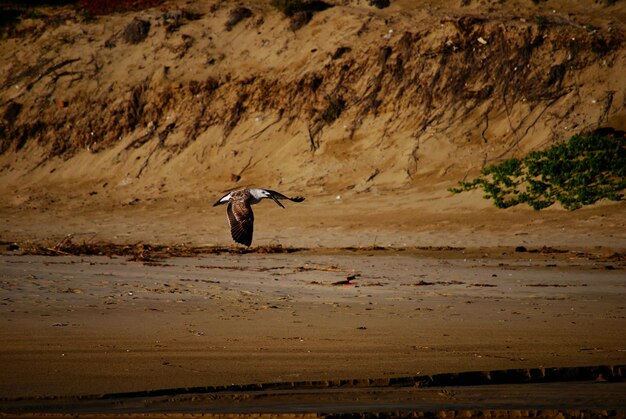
(332, 274, 359, 286)
(16, 237, 301, 260)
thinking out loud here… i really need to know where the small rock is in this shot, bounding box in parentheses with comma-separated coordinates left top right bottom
(123, 18, 151, 44)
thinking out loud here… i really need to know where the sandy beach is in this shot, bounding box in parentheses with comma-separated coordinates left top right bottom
(1, 148, 625, 416)
(1, 241, 625, 414)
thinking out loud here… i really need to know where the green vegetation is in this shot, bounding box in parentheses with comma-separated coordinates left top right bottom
(449, 131, 626, 210)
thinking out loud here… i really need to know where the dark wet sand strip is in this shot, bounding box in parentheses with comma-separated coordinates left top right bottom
(1, 366, 624, 415)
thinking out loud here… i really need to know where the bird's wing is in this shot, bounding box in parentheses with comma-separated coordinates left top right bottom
(212, 192, 234, 207)
(213, 191, 233, 207)
(227, 201, 254, 246)
(265, 189, 305, 203)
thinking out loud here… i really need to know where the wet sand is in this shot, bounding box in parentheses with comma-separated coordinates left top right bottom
(1, 247, 624, 407)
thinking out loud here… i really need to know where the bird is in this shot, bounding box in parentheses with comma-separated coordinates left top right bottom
(213, 188, 305, 247)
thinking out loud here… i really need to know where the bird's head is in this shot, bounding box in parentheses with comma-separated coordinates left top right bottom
(256, 189, 285, 208)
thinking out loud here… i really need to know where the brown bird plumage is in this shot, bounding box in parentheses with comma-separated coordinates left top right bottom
(213, 188, 304, 246)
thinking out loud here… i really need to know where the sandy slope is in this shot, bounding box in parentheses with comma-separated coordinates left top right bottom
(1, 0, 625, 203)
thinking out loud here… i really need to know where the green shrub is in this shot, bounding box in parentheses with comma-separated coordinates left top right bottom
(449, 130, 626, 210)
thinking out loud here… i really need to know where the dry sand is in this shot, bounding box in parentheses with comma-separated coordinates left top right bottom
(1, 244, 625, 410)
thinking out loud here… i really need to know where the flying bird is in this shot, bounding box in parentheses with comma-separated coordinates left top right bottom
(213, 188, 305, 246)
